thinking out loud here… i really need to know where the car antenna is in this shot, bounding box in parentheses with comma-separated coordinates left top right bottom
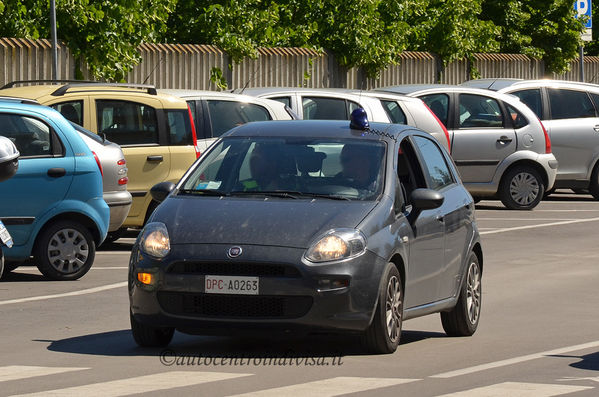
(143, 56, 165, 85)
(239, 65, 261, 95)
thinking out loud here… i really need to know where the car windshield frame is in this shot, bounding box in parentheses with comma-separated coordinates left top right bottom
(179, 135, 388, 202)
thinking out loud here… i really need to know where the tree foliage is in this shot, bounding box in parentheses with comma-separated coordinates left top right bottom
(0, 0, 175, 81)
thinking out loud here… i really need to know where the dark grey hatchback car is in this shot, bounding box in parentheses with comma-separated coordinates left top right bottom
(129, 117, 483, 354)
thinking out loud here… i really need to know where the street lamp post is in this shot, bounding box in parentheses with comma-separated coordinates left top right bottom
(50, 0, 58, 80)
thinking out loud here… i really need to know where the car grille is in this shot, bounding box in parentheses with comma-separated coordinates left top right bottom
(167, 262, 301, 278)
(158, 292, 313, 319)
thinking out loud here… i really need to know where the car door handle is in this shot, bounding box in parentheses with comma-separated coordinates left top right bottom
(47, 168, 66, 178)
(436, 215, 444, 223)
(147, 155, 163, 162)
(497, 136, 513, 144)
(593, 125, 599, 132)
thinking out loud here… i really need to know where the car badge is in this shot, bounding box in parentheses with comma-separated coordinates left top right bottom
(227, 246, 243, 258)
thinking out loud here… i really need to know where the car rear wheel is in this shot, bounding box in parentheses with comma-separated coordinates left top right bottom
(130, 311, 175, 347)
(499, 166, 544, 210)
(589, 164, 599, 200)
(362, 264, 403, 354)
(441, 252, 481, 336)
(34, 221, 96, 281)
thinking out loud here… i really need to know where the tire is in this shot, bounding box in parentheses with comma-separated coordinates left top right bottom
(130, 311, 174, 347)
(362, 264, 403, 354)
(589, 164, 599, 200)
(34, 221, 96, 281)
(499, 166, 545, 210)
(104, 228, 126, 244)
(441, 252, 482, 337)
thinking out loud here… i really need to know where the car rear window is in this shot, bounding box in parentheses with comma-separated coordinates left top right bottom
(380, 100, 407, 124)
(206, 100, 271, 138)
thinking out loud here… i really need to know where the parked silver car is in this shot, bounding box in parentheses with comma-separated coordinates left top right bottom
(463, 79, 599, 199)
(240, 87, 451, 151)
(378, 85, 558, 210)
(160, 90, 294, 154)
(69, 122, 132, 239)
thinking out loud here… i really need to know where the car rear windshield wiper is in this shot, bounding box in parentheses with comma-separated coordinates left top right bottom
(178, 189, 229, 196)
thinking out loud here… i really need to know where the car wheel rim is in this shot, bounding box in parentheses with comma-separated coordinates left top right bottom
(47, 228, 89, 274)
(385, 275, 402, 343)
(466, 261, 481, 325)
(509, 172, 539, 206)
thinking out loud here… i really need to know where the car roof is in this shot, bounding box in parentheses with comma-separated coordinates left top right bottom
(462, 78, 599, 92)
(159, 89, 288, 108)
(376, 84, 457, 95)
(0, 98, 60, 117)
(240, 87, 382, 99)
(356, 91, 423, 103)
(223, 120, 416, 142)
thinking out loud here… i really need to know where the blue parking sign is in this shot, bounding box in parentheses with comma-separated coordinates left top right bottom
(575, 0, 593, 41)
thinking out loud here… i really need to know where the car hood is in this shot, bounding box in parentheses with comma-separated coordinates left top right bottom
(155, 196, 377, 248)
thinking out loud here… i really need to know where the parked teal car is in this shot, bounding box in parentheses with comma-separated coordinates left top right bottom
(0, 97, 109, 280)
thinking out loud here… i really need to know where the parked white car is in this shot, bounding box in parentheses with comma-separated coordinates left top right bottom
(240, 87, 450, 151)
(160, 90, 294, 154)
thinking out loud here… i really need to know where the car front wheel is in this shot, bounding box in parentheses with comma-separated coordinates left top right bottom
(362, 264, 403, 354)
(130, 311, 175, 347)
(441, 252, 482, 336)
(499, 166, 545, 210)
(34, 221, 96, 280)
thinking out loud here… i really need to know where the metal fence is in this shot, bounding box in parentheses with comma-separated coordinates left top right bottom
(2, 37, 599, 90)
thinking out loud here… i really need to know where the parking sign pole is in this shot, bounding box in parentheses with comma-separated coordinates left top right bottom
(50, 0, 58, 80)
(580, 45, 585, 82)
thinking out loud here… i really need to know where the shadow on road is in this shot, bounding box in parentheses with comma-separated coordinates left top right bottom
(550, 351, 599, 371)
(0, 269, 47, 282)
(39, 328, 447, 358)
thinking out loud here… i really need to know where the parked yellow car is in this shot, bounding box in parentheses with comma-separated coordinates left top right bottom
(1, 81, 199, 233)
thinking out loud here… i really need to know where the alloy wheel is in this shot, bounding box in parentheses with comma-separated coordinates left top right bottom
(385, 275, 402, 342)
(466, 261, 481, 324)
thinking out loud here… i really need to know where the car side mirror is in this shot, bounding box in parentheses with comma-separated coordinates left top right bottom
(409, 188, 444, 221)
(150, 181, 176, 203)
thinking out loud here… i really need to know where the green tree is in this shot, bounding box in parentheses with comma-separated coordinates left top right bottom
(480, 0, 585, 74)
(408, 0, 500, 66)
(0, 0, 175, 81)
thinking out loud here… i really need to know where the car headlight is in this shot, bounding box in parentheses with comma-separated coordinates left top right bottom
(305, 229, 366, 263)
(139, 222, 170, 258)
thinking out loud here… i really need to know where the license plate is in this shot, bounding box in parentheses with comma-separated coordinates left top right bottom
(204, 275, 259, 295)
(0, 221, 13, 248)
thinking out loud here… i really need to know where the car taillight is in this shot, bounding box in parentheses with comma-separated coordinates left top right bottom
(188, 105, 200, 158)
(117, 159, 126, 166)
(423, 103, 451, 153)
(118, 177, 129, 185)
(92, 151, 103, 176)
(539, 119, 551, 154)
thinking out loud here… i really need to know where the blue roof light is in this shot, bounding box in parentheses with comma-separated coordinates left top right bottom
(350, 108, 369, 130)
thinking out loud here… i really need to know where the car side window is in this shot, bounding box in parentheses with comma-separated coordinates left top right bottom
(381, 100, 407, 124)
(0, 113, 56, 157)
(419, 94, 449, 127)
(458, 94, 503, 128)
(505, 104, 529, 129)
(510, 89, 543, 119)
(96, 100, 158, 146)
(207, 100, 271, 138)
(412, 135, 454, 190)
(302, 97, 347, 120)
(270, 96, 291, 108)
(590, 93, 599, 112)
(548, 89, 596, 119)
(397, 139, 428, 205)
(166, 109, 193, 145)
(52, 101, 83, 126)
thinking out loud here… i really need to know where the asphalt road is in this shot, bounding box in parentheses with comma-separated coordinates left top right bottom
(1, 191, 598, 396)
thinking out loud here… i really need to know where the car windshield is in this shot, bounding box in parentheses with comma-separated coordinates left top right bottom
(180, 136, 386, 201)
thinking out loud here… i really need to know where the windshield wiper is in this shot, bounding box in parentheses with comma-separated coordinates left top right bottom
(178, 189, 229, 196)
(229, 190, 299, 199)
(293, 192, 351, 201)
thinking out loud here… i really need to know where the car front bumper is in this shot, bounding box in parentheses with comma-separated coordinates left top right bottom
(129, 243, 386, 334)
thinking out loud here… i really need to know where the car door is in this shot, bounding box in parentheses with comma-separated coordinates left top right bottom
(542, 88, 597, 181)
(450, 93, 516, 183)
(91, 97, 170, 222)
(397, 137, 446, 308)
(411, 135, 471, 300)
(0, 112, 74, 246)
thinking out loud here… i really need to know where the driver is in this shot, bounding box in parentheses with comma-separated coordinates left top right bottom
(338, 144, 379, 190)
(243, 144, 283, 191)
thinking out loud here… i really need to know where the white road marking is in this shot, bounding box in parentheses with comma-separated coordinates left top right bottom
(13, 267, 128, 272)
(435, 382, 592, 397)
(477, 218, 582, 221)
(536, 209, 599, 212)
(480, 217, 599, 235)
(96, 251, 130, 255)
(0, 366, 88, 383)
(10, 371, 252, 397)
(228, 377, 419, 397)
(0, 282, 127, 306)
(431, 340, 599, 378)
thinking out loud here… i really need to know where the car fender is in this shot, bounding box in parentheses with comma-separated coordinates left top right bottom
(490, 150, 550, 189)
